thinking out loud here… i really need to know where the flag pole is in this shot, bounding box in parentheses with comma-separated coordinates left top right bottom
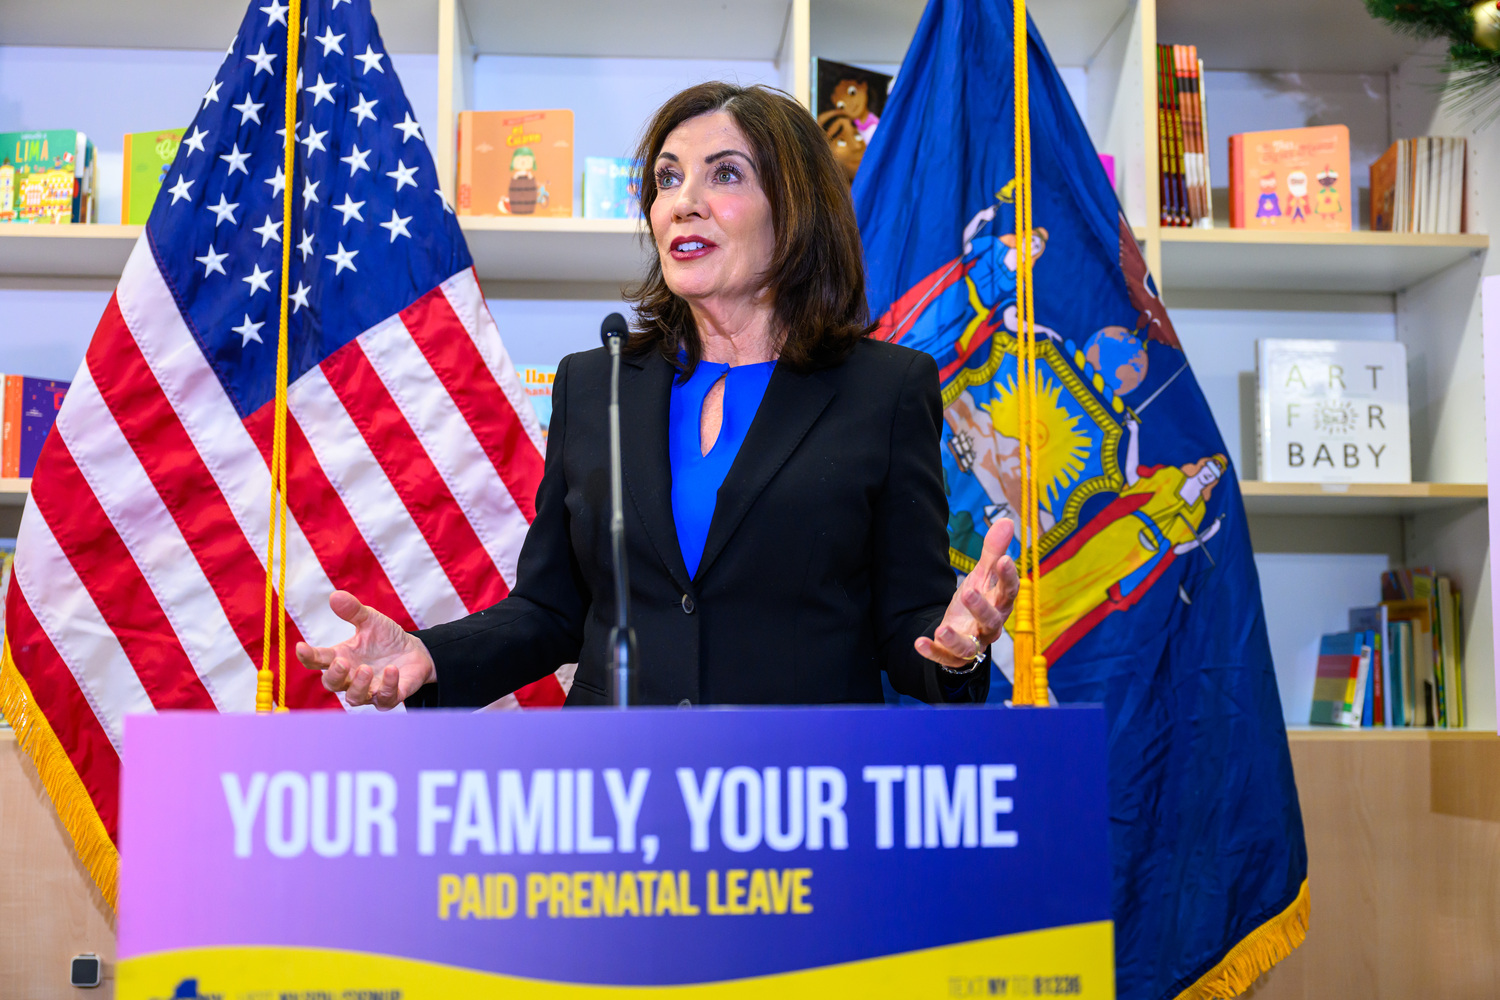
(258, 0, 302, 714)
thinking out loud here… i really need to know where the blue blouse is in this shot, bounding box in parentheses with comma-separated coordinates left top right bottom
(668, 359, 777, 579)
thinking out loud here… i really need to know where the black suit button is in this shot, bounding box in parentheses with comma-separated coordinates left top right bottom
(681, 594, 695, 614)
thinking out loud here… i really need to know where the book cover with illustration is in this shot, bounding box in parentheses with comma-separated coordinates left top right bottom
(1229, 125, 1350, 231)
(518, 364, 557, 443)
(1, 375, 70, 478)
(122, 127, 186, 224)
(813, 58, 891, 184)
(582, 157, 641, 220)
(457, 110, 574, 218)
(0, 130, 97, 224)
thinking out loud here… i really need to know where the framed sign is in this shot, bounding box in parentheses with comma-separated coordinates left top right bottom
(118, 706, 1113, 998)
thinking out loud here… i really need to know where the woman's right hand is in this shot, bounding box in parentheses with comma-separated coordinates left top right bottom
(295, 591, 436, 710)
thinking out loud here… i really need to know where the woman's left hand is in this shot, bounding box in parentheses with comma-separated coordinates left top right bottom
(915, 518, 1020, 669)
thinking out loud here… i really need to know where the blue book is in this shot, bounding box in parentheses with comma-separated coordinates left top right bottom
(582, 157, 641, 220)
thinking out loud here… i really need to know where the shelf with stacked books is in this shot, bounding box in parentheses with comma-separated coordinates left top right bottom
(1238, 482, 1487, 517)
(1152, 228, 1489, 294)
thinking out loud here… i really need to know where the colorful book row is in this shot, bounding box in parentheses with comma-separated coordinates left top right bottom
(1155, 44, 1211, 228)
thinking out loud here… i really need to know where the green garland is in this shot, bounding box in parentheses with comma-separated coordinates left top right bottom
(1365, 0, 1500, 118)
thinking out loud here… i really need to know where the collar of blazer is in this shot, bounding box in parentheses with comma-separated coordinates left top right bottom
(620, 349, 836, 592)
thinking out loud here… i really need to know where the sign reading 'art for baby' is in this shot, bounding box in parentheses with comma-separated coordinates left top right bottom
(1256, 339, 1412, 483)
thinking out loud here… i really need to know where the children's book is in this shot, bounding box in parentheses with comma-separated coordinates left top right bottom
(812, 58, 891, 184)
(1349, 605, 1389, 726)
(517, 364, 557, 444)
(0, 130, 97, 224)
(1384, 598, 1436, 726)
(1311, 631, 1364, 726)
(1, 375, 70, 478)
(457, 110, 574, 218)
(582, 157, 641, 220)
(1229, 125, 1350, 231)
(122, 127, 186, 224)
(1256, 339, 1411, 484)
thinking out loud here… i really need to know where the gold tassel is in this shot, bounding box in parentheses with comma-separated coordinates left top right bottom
(0, 638, 118, 910)
(1012, 578, 1036, 705)
(1174, 879, 1310, 1000)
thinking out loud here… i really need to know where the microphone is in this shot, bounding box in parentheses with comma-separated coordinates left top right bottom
(600, 312, 638, 707)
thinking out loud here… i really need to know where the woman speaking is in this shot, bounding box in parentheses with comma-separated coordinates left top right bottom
(296, 82, 1018, 708)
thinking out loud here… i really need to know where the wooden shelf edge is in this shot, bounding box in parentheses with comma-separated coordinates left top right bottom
(1159, 228, 1489, 250)
(1287, 726, 1498, 741)
(1240, 481, 1487, 500)
(0, 223, 141, 240)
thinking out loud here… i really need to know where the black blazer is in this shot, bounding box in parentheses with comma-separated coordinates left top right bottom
(408, 337, 988, 707)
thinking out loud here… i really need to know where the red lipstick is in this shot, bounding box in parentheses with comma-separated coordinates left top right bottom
(669, 235, 718, 260)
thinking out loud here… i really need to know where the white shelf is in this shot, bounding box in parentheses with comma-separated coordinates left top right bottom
(1158, 229, 1489, 294)
(0, 0, 439, 53)
(1158, 0, 1421, 73)
(810, 0, 1131, 66)
(464, 0, 794, 59)
(0, 224, 139, 281)
(0, 220, 648, 286)
(0, 480, 28, 508)
(1286, 725, 1499, 741)
(1240, 482, 1487, 517)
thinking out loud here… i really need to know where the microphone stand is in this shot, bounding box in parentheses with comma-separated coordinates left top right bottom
(600, 314, 639, 707)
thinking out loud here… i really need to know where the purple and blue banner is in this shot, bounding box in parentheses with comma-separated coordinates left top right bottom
(119, 707, 1113, 998)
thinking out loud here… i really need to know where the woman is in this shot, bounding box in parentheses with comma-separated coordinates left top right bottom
(296, 82, 1018, 709)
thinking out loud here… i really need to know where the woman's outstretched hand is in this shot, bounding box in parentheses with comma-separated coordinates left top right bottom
(916, 518, 1020, 670)
(295, 591, 436, 710)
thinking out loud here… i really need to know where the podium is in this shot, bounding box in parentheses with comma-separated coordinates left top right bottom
(117, 706, 1114, 998)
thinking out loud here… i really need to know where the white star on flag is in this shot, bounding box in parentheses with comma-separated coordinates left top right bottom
(195, 245, 228, 277)
(307, 74, 338, 106)
(341, 145, 372, 175)
(394, 113, 422, 142)
(326, 243, 358, 274)
(354, 44, 385, 74)
(202, 80, 223, 108)
(253, 215, 283, 246)
(350, 94, 379, 125)
(221, 143, 252, 176)
(302, 178, 320, 208)
(183, 126, 209, 155)
(232, 314, 265, 346)
(242, 263, 274, 295)
(334, 195, 366, 224)
(289, 281, 312, 312)
(265, 165, 286, 195)
(300, 126, 329, 155)
(386, 161, 418, 191)
(232, 95, 265, 125)
(315, 26, 345, 55)
(247, 43, 277, 75)
(260, 0, 288, 26)
(168, 175, 194, 204)
(208, 194, 240, 226)
(297, 229, 315, 260)
(379, 209, 413, 242)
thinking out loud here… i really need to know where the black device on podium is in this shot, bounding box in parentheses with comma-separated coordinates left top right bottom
(600, 312, 639, 707)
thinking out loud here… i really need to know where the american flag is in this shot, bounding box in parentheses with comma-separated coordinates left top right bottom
(0, 0, 563, 907)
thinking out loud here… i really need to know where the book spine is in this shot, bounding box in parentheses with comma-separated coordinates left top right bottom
(1, 374, 20, 479)
(1229, 134, 1242, 228)
(1371, 631, 1384, 726)
(1172, 47, 1194, 226)
(121, 132, 134, 225)
(1156, 46, 1172, 227)
(1196, 55, 1213, 227)
(1168, 53, 1188, 226)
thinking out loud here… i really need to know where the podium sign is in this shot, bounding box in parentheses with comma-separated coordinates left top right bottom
(118, 706, 1113, 998)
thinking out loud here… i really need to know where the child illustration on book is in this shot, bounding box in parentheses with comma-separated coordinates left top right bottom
(1285, 170, 1310, 223)
(1255, 172, 1281, 223)
(1314, 166, 1341, 218)
(1023, 413, 1226, 661)
(500, 146, 547, 215)
(826, 77, 880, 143)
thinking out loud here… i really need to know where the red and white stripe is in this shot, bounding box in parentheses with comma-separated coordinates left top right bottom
(5, 239, 565, 844)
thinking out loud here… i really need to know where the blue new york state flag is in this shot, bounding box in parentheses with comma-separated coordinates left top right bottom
(851, 2, 1309, 997)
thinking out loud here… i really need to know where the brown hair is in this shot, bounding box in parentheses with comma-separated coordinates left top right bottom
(626, 82, 871, 373)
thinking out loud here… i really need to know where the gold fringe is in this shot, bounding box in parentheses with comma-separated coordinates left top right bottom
(1173, 879, 1309, 1000)
(0, 636, 119, 910)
